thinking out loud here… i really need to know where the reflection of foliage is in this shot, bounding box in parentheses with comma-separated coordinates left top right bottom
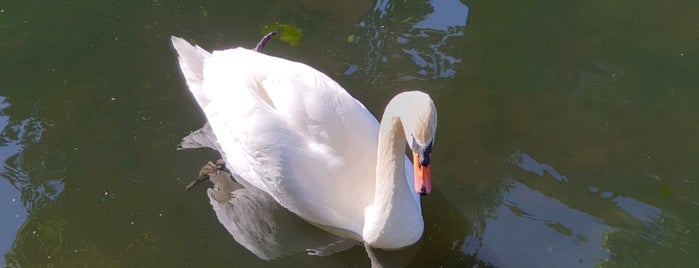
(260, 23, 302, 47)
(4, 215, 160, 266)
(1, 97, 68, 262)
(5, 219, 67, 266)
(480, 177, 511, 220)
(345, 0, 467, 83)
(596, 211, 697, 267)
(4, 217, 108, 267)
(412, 187, 496, 267)
(1, 83, 65, 212)
(124, 227, 158, 258)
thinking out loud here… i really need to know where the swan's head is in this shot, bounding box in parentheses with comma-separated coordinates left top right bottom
(390, 91, 438, 196)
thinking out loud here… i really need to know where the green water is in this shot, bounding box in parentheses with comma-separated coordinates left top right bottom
(1, 0, 698, 267)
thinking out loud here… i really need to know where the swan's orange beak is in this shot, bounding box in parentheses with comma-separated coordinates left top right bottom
(413, 152, 431, 195)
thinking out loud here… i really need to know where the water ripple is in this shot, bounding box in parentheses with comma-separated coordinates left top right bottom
(511, 149, 569, 182)
(501, 149, 694, 265)
(349, 0, 469, 81)
(0, 96, 65, 259)
(464, 181, 612, 267)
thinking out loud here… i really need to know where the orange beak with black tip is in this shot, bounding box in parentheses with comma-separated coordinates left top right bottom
(413, 152, 431, 195)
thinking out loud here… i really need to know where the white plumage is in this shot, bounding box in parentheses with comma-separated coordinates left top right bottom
(172, 36, 437, 249)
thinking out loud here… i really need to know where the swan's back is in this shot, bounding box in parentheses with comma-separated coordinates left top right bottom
(172, 37, 383, 235)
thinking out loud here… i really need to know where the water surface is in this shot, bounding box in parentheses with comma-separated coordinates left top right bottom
(1, 0, 698, 267)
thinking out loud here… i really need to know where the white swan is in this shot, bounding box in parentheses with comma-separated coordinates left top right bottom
(181, 124, 358, 260)
(171, 36, 437, 249)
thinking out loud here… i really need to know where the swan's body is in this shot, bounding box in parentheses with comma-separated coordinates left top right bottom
(181, 126, 358, 259)
(172, 36, 437, 249)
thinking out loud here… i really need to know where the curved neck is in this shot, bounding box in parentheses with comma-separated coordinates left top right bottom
(362, 109, 423, 249)
(375, 116, 412, 209)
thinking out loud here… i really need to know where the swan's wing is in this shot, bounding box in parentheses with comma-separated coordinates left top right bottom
(172, 37, 381, 234)
(210, 49, 379, 232)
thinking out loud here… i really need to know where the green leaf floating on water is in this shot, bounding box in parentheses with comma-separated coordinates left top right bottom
(261, 23, 302, 46)
(346, 34, 356, 43)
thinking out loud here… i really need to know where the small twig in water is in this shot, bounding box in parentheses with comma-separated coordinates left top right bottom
(185, 159, 226, 191)
(255, 31, 279, 52)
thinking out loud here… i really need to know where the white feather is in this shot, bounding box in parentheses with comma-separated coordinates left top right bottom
(172, 36, 435, 249)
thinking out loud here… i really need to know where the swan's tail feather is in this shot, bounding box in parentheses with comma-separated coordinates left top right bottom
(171, 36, 212, 106)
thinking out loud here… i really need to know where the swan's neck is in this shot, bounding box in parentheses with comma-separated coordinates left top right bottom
(362, 111, 423, 249)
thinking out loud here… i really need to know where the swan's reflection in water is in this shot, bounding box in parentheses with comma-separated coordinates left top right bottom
(181, 124, 418, 265)
(181, 124, 349, 260)
(206, 171, 357, 260)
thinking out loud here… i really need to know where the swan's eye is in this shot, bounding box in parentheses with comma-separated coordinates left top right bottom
(419, 141, 433, 166)
(423, 141, 432, 154)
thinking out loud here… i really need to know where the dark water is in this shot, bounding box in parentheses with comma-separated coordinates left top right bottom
(1, 0, 698, 267)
